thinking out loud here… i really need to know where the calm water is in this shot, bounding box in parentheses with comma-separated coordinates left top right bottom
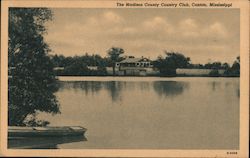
(39, 77, 239, 149)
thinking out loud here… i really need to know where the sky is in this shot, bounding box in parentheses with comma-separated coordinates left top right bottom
(44, 8, 240, 64)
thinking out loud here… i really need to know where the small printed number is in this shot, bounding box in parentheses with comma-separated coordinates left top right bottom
(227, 152, 237, 154)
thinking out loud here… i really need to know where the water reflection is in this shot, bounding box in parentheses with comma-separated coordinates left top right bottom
(224, 81, 240, 98)
(210, 81, 221, 91)
(38, 77, 239, 149)
(139, 82, 150, 91)
(103, 81, 123, 102)
(153, 81, 189, 97)
(103, 81, 150, 102)
(59, 81, 190, 101)
(237, 88, 240, 97)
(59, 81, 102, 95)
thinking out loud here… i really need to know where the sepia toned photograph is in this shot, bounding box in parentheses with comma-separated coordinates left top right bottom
(1, 0, 249, 157)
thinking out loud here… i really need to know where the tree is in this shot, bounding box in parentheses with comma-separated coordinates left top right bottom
(107, 47, 124, 75)
(222, 63, 230, 69)
(51, 54, 65, 67)
(231, 56, 240, 76)
(209, 69, 219, 77)
(153, 51, 191, 76)
(211, 62, 222, 69)
(8, 8, 60, 126)
(204, 62, 223, 69)
(63, 60, 89, 76)
(164, 51, 191, 69)
(223, 56, 240, 77)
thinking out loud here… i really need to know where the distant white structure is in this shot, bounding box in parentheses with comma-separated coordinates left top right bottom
(114, 56, 159, 76)
(53, 67, 64, 71)
(87, 66, 98, 70)
(176, 68, 225, 76)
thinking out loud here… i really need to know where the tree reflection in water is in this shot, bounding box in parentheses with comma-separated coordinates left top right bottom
(103, 81, 152, 102)
(103, 81, 123, 102)
(153, 81, 189, 97)
(59, 80, 190, 101)
(59, 81, 102, 95)
(138, 81, 150, 91)
(60, 81, 124, 102)
(225, 81, 240, 98)
(210, 81, 221, 91)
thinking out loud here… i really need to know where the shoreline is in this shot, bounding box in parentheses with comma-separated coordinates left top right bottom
(55, 75, 240, 78)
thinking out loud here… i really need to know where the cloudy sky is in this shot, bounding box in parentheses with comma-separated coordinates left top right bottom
(45, 8, 239, 64)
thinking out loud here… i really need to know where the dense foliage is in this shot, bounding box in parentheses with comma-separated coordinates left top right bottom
(153, 51, 191, 76)
(51, 52, 240, 77)
(224, 56, 240, 77)
(8, 8, 60, 126)
(153, 51, 240, 77)
(107, 47, 125, 75)
(51, 54, 109, 76)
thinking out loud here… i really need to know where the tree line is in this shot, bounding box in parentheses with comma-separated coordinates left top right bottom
(50, 50, 240, 77)
(153, 52, 240, 77)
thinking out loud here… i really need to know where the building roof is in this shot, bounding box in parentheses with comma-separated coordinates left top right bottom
(119, 57, 151, 63)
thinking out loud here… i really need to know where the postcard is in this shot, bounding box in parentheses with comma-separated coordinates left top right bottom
(1, 0, 249, 157)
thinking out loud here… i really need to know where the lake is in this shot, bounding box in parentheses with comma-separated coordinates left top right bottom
(39, 77, 239, 149)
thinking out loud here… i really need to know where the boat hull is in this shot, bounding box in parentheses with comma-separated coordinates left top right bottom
(8, 126, 87, 137)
